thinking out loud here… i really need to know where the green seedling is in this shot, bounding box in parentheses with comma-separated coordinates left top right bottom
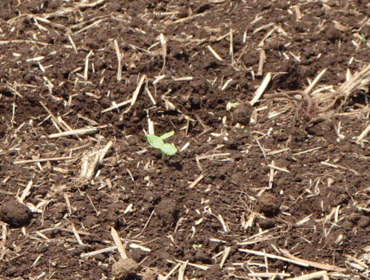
(226, 101, 240, 111)
(361, 34, 367, 44)
(146, 131, 177, 161)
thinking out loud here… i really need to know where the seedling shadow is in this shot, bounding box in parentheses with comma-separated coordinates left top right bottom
(153, 153, 183, 170)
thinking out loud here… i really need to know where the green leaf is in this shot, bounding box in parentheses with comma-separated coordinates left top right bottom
(361, 34, 367, 43)
(147, 134, 164, 149)
(161, 143, 177, 156)
(160, 130, 175, 140)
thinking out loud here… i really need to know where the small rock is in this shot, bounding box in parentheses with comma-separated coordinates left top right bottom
(0, 199, 33, 228)
(112, 258, 139, 280)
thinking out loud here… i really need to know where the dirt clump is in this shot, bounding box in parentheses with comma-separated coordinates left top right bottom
(0, 199, 33, 228)
(141, 269, 158, 280)
(202, 264, 225, 280)
(112, 258, 140, 280)
(258, 218, 277, 229)
(154, 198, 179, 226)
(231, 102, 254, 126)
(257, 192, 281, 217)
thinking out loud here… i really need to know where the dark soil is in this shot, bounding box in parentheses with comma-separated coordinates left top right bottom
(1, 0, 370, 279)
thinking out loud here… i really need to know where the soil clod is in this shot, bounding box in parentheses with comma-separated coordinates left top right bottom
(259, 218, 277, 229)
(231, 102, 253, 126)
(154, 198, 179, 226)
(112, 258, 140, 280)
(0, 199, 32, 228)
(257, 192, 281, 217)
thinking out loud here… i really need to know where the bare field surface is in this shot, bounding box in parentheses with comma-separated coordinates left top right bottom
(1, 1, 370, 279)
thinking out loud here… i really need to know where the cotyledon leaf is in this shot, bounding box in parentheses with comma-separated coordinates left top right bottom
(161, 143, 177, 156)
(160, 130, 175, 140)
(146, 134, 164, 149)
